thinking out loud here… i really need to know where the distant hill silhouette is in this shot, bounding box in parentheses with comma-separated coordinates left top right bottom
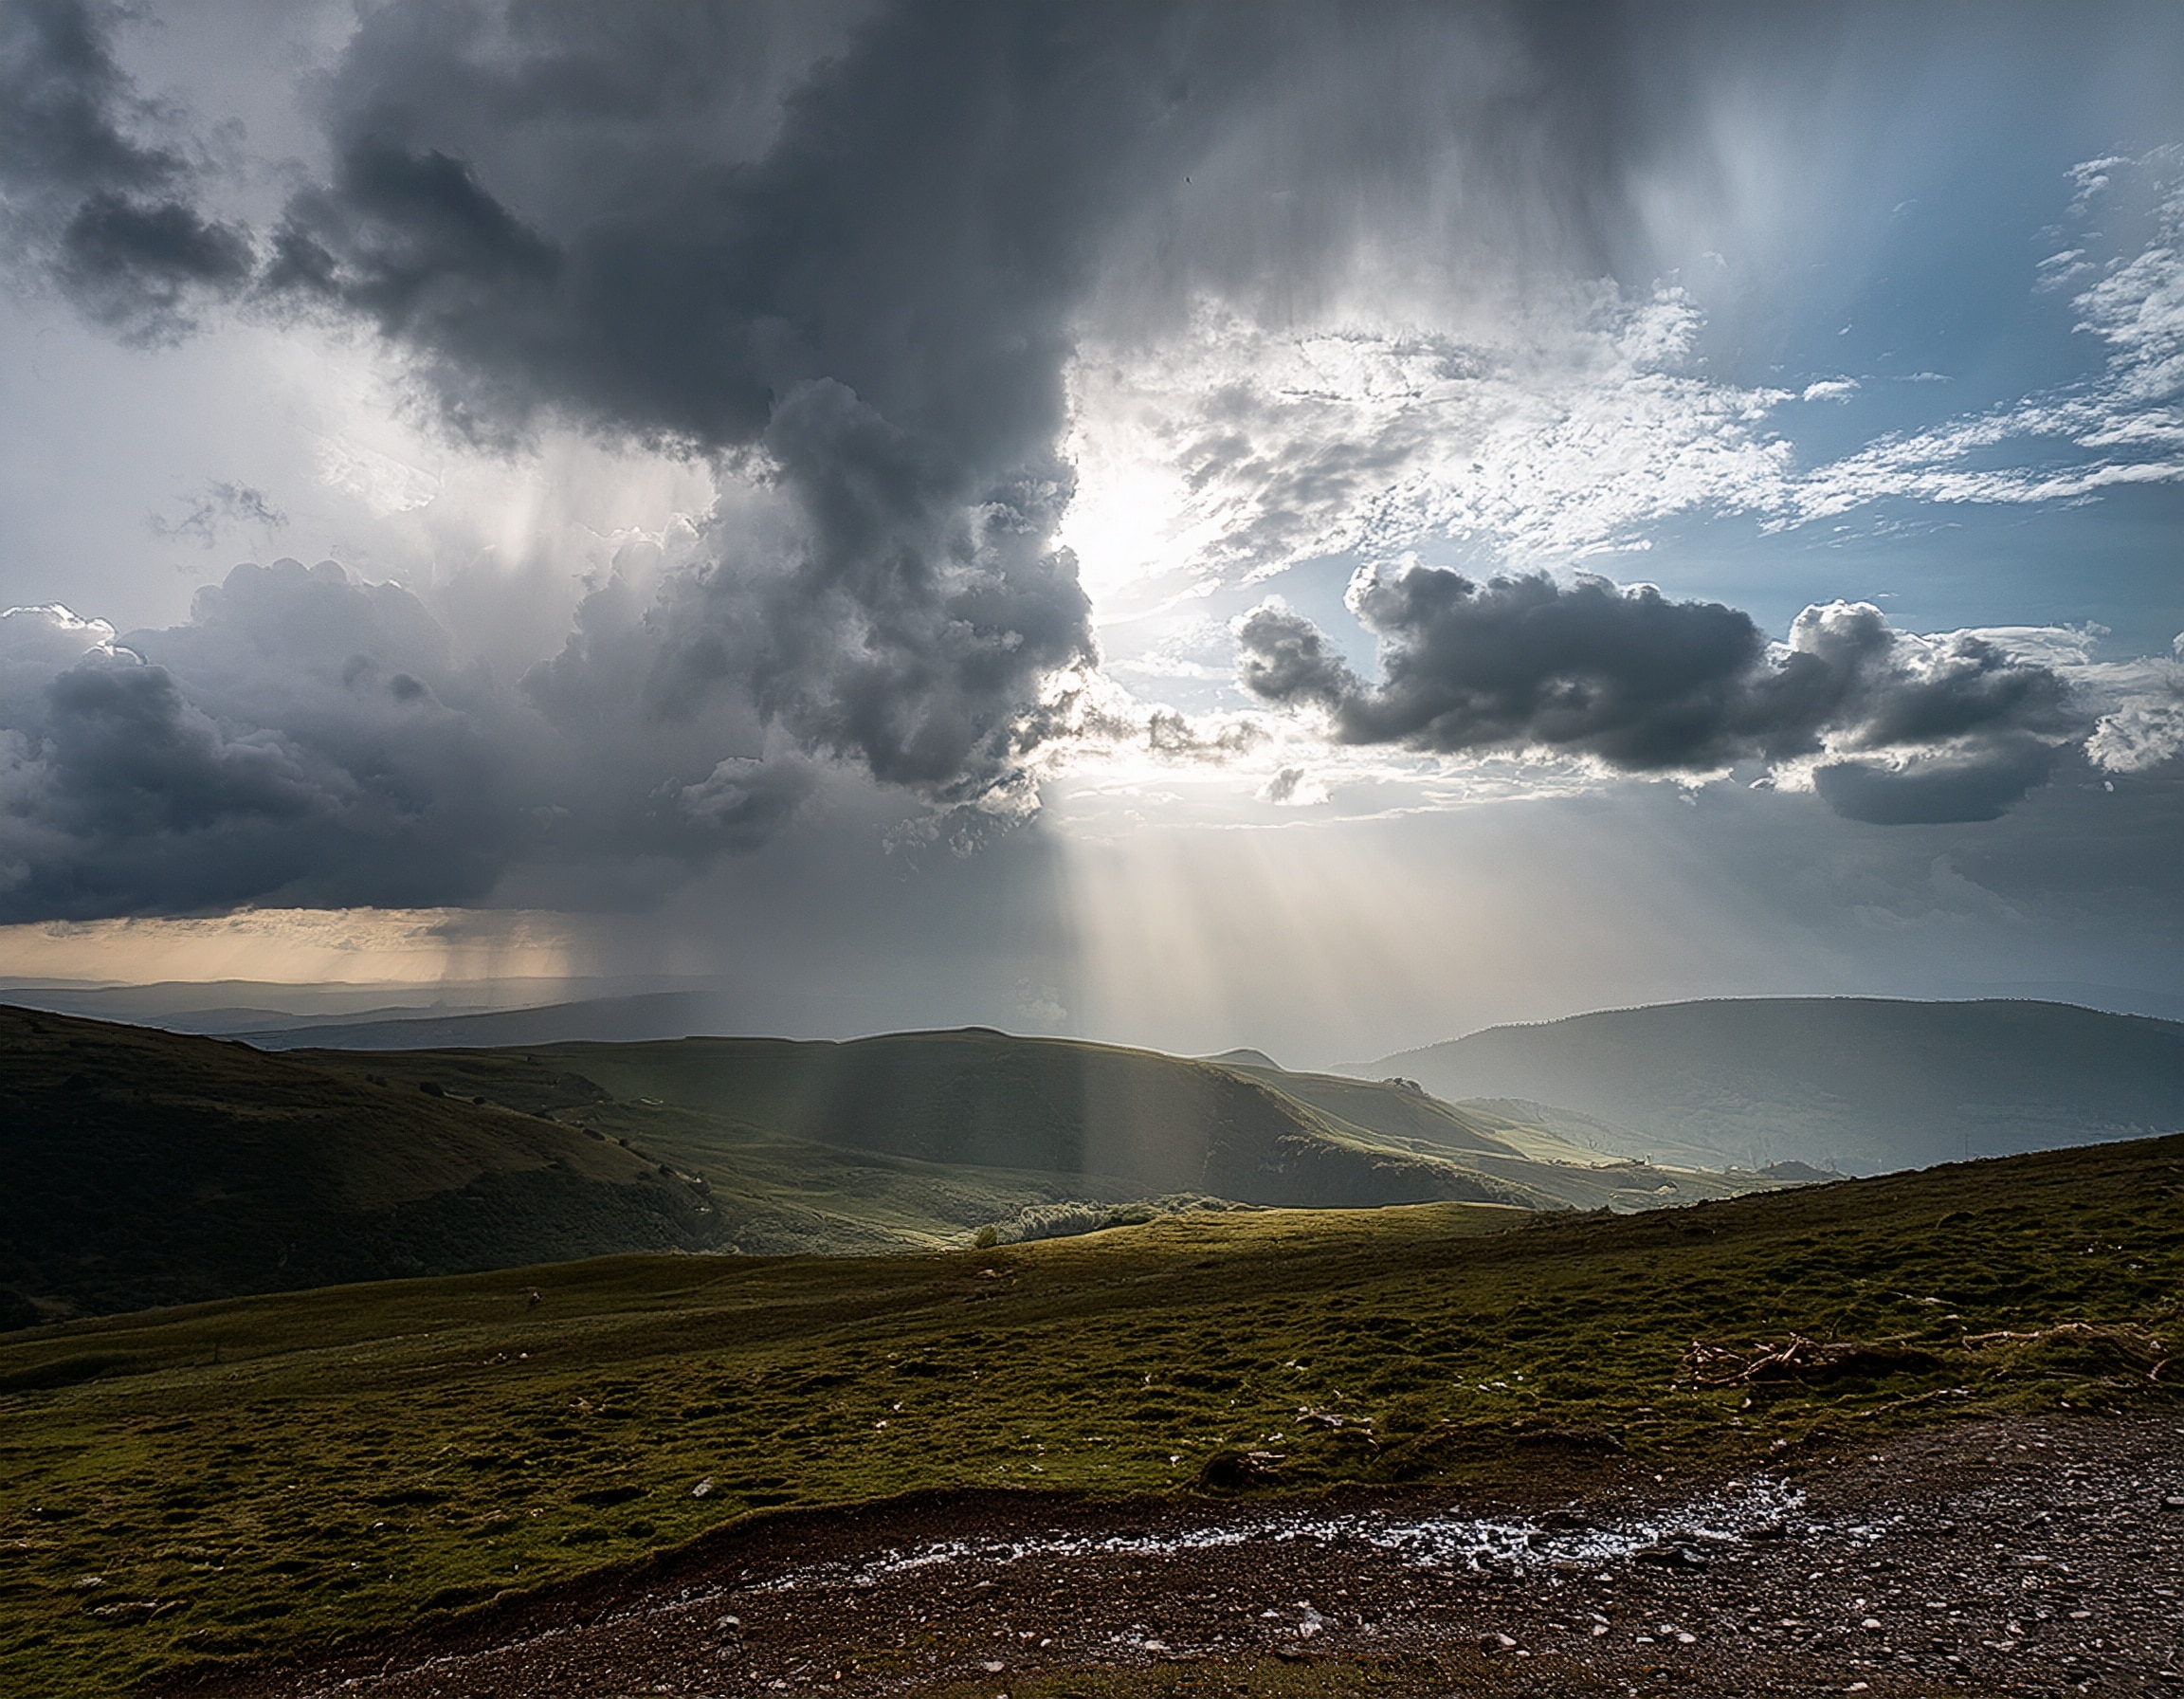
(1358, 997, 2184, 1173)
(0, 977, 631, 1034)
(237, 992, 721, 1050)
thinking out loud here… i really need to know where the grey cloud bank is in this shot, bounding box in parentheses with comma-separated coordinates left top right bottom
(0, 0, 252, 341)
(1236, 570, 2089, 824)
(9, 0, 1235, 848)
(248, 1, 1280, 813)
(0, 561, 817, 921)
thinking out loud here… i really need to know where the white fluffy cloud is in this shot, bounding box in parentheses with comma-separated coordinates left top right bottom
(1063, 287, 1795, 596)
(1062, 152, 2184, 600)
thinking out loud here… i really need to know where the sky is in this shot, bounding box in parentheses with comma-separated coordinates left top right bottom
(2, 0, 2181, 1066)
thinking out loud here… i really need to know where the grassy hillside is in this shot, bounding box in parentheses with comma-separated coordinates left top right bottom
(1210, 1060, 1529, 1156)
(294, 1031, 1565, 1214)
(1, 1133, 2175, 1698)
(0, 1007, 722, 1321)
(0, 1012, 1799, 1324)
(1212, 1056, 1799, 1208)
(1449, 1094, 1754, 1173)
(2, 1014, 1570, 1323)
(1363, 996, 2184, 1173)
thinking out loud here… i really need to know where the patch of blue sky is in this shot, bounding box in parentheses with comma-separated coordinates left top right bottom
(1620, 486, 2182, 656)
(1793, 185, 2103, 395)
(1628, 131, 2184, 649)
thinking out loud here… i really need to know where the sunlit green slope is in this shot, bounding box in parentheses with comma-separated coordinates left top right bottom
(1210, 1053, 1798, 1209)
(2, 1132, 2175, 1698)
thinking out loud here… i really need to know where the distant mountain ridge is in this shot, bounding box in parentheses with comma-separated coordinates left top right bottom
(0, 977, 722, 1039)
(239, 991, 722, 1050)
(1356, 996, 2184, 1174)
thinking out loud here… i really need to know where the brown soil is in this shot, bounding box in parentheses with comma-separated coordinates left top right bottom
(167, 1412, 2184, 1697)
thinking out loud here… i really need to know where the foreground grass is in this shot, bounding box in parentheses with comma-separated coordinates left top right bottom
(2, 1137, 2179, 1697)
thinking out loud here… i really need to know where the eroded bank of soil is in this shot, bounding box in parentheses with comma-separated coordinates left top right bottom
(174, 1414, 2184, 1698)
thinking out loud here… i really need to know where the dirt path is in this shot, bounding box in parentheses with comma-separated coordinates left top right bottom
(173, 1413, 2184, 1697)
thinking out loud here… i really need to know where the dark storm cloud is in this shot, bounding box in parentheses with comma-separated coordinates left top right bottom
(257, 0, 1275, 811)
(30, 659, 325, 838)
(1779, 601, 2081, 825)
(1809, 746, 2060, 827)
(1236, 568, 2084, 822)
(0, 0, 251, 340)
(3, 564, 499, 917)
(0, 0, 1270, 916)
(0, 561, 822, 921)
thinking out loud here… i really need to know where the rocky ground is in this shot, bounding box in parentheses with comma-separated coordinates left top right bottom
(173, 1412, 2184, 1698)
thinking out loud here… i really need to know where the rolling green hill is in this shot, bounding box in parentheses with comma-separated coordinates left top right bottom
(1, 1132, 2175, 1698)
(0, 1007, 723, 1322)
(1203, 1053, 1796, 1209)
(1360, 997, 2184, 1174)
(293, 1029, 1566, 1215)
(298, 1031, 1802, 1221)
(2, 1013, 1557, 1321)
(2, 1012, 1801, 1324)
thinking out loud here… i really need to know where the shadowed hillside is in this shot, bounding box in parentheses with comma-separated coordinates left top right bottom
(3, 1014, 1565, 1320)
(0, 1006, 723, 1321)
(1360, 997, 2184, 1174)
(296, 1030, 1563, 1215)
(5, 1012, 1812, 1323)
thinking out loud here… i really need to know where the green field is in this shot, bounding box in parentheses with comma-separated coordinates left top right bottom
(3, 1132, 2177, 1697)
(0, 1006, 721, 1320)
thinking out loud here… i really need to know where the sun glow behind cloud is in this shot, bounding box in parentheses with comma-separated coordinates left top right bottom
(1059, 149, 2184, 629)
